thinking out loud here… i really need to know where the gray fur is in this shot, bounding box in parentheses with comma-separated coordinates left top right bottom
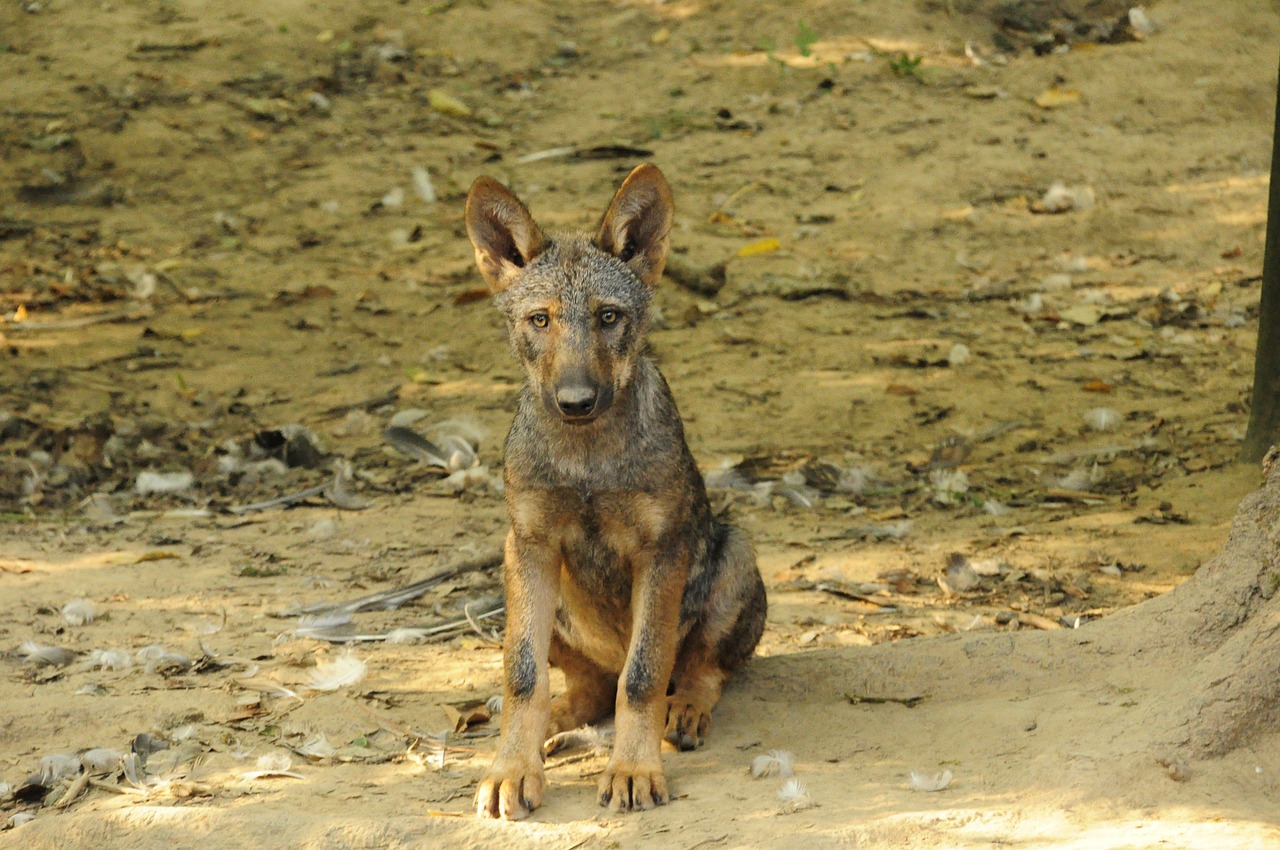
(493, 232, 762, 677)
(470, 167, 766, 820)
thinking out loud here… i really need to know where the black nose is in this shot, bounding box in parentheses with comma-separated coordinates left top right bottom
(555, 385, 598, 418)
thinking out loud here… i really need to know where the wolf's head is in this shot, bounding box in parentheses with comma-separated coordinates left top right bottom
(465, 165, 673, 425)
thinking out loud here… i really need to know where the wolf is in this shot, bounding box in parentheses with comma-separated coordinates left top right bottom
(465, 164, 767, 820)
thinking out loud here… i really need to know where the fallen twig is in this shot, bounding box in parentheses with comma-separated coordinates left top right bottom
(843, 693, 927, 708)
(286, 548, 503, 617)
(6, 307, 153, 332)
(464, 602, 503, 646)
(1017, 612, 1062, 631)
(1041, 488, 1109, 504)
(316, 388, 400, 420)
(54, 770, 91, 808)
(229, 463, 371, 514)
(814, 581, 898, 609)
(89, 778, 146, 796)
(296, 606, 504, 644)
(228, 483, 327, 514)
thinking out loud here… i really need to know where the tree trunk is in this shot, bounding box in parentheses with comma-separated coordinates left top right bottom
(1242, 56, 1280, 463)
(808, 461, 1280, 765)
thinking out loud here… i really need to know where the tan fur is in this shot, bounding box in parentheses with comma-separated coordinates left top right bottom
(467, 166, 767, 820)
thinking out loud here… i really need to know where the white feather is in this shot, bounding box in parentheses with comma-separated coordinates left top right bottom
(981, 499, 1010, 516)
(305, 653, 367, 691)
(543, 724, 613, 755)
(135, 470, 195, 495)
(1129, 6, 1156, 35)
(930, 469, 969, 505)
(121, 752, 151, 789)
(61, 598, 95, 626)
(256, 752, 293, 772)
(750, 750, 795, 779)
(411, 166, 437, 203)
(145, 652, 193, 675)
(836, 465, 874, 495)
(297, 734, 336, 759)
(35, 754, 81, 786)
(777, 777, 814, 812)
(1052, 467, 1095, 491)
(870, 520, 911, 540)
(241, 751, 304, 780)
(1039, 182, 1094, 213)
(295, 610, 354, 638)
(1084, 407, 1121, 431)
(380, 187, 404, 209)
(777, 777, 810, 802)
(79, 748, 125, 773)
(19, 640, 75, 667)
(704, 460, 751, 491)
(439, 465, 498, 494)
(135, 644, 168, 662)
(909, 769, 953, 792)
(425, 418, 486, 449)
(82, 648, 133, 671)
(385, 628, 429, 645)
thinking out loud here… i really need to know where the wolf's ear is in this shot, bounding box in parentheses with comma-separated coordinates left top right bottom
(465, 177, 547, 293)
(595, 164, 673, 287)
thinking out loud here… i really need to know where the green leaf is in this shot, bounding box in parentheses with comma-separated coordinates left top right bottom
(889, 52, 924, 78)
(795, 19, 819, 58)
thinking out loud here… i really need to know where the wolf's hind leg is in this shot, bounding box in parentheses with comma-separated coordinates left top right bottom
(665, 526, 766, 751)
(545, 632, 616, 751)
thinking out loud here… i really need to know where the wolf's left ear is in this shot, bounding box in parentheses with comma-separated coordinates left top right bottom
(465, 177, 547, 293)
(595, 164, 674, 287)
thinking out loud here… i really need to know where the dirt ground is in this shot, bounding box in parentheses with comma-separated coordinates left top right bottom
(2, 0, 1279, 846)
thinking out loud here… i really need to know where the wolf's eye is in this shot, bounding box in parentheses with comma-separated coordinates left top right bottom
(599, 309, 620, 326)
(530, 312, 550, 329)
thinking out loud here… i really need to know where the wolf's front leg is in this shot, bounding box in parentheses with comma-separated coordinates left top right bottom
(598, 557, 686, 812)
(476, 530, 559, 820)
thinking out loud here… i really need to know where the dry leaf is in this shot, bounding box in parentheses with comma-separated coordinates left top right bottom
(963, 85, 1002, 99)
(737, 237, 781, 257)
(442, 699, 492, 732)
(427, 89, 472, 119)
(1058, 305, 1102, 327)
(135, 550, 180, 563)
(1033, 87, 1081, 109)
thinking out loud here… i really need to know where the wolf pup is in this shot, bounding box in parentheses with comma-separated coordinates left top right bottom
(465, 165, 767, 820)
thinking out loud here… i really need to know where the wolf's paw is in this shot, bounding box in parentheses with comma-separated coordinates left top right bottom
(664, 700, 712, 751)
(597, 759, 668, 812)
(475, 756, 545, 820)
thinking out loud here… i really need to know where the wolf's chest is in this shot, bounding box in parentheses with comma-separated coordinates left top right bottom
(558, 492, 655, 573)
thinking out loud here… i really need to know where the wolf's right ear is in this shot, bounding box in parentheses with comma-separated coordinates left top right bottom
(465, 177, 547, 293)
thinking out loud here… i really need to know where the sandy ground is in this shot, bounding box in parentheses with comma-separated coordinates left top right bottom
(2, 0, 1279, 846)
